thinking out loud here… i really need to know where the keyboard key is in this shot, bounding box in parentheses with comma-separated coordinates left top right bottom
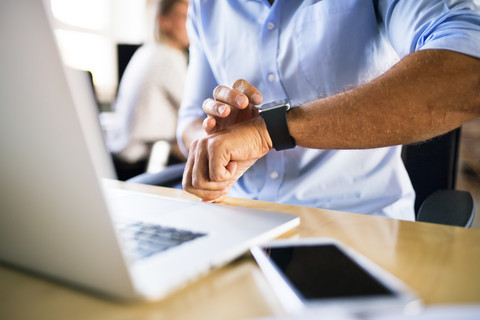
(116, 221, 206, 262)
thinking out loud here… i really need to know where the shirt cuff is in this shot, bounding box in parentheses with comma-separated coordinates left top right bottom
(419, 33, 480, 59)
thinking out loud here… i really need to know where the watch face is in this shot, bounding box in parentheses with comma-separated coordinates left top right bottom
(257, 99, 291, 111)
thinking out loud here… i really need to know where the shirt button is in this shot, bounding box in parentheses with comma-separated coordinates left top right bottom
(270, 171, 279, 180)
(267, 22, 275, 31)
(267, 73, 276, 82)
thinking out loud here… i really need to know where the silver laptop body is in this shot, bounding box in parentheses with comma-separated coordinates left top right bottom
(0, 0, 299, 301)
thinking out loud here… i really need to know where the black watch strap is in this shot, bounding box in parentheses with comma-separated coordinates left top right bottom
(259, 104, 296, 151)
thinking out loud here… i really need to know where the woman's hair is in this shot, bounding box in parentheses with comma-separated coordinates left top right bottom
(157, 0, 183, 17)
(154, 0, 187, 43)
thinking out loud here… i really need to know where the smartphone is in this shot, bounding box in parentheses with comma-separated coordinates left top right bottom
(250, 238, 422, 315)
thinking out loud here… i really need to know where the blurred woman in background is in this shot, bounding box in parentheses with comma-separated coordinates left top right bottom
(102, 0, 188, 180)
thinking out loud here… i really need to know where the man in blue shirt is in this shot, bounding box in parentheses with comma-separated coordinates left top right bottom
(177, 0, 480, 220)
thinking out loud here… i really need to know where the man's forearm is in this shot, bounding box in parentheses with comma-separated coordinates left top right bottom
(288, 49, 480, 149)
(181, 118, 205, 153)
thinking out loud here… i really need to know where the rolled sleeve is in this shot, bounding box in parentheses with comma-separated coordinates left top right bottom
(379, 0, 480, 58)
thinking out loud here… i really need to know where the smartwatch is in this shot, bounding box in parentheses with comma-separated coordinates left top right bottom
(257, 99, 296, 151)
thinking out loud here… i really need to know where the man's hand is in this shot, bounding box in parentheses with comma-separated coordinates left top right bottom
(182, 117, 272, 202)
(202, 79, 263, 134)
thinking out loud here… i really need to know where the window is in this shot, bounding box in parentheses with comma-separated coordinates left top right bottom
(46, 0, 148, 104)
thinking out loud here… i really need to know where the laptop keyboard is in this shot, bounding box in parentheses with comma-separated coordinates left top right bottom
(116, 221, 207, 262)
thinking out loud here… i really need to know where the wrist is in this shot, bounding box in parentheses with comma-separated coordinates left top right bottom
(254, 116, 274, 151)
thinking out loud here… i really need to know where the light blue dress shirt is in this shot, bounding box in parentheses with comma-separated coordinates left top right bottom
(177, 0, 480, 220)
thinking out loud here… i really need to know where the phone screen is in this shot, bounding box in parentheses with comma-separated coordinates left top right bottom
(264, 244, 395, 300)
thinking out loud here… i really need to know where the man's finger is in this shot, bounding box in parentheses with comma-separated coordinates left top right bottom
(183, 147, 231, 201)
(202, 98, 230, 118)
(213, 85, 249, 109)
(191, 139, 210, 189)
(202, 116, 217, 134)
(182, 140, 197, 191)
(232, 79, 263, 105)
(188, 139, 232, 190)
(207, 137, 236, 182)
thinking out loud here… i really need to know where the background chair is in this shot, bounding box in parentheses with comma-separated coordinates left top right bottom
(127, 162, 185, 188)
(117, 43, 142, 85)
(402, 127, 475, 227)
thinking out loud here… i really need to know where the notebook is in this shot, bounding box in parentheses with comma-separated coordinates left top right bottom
(0, 0, 299, 301)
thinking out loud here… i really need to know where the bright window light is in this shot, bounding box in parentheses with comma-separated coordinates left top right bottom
(55, 30, 115, 98)
(50, 0, 110, 30)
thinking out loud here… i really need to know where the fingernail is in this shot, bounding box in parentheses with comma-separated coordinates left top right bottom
(252, 93, 262, 105)
(218, 105, 226, 115)
(236, 95, 248, 108)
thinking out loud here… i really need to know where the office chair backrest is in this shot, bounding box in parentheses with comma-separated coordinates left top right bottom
(117, 43, 142, 85)
(401, 128, 461, 216)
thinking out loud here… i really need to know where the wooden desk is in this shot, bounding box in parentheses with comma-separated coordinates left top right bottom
(1, 181, 480, 320)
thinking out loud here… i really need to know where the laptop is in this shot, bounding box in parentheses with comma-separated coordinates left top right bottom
(0, 0, 299, 301)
